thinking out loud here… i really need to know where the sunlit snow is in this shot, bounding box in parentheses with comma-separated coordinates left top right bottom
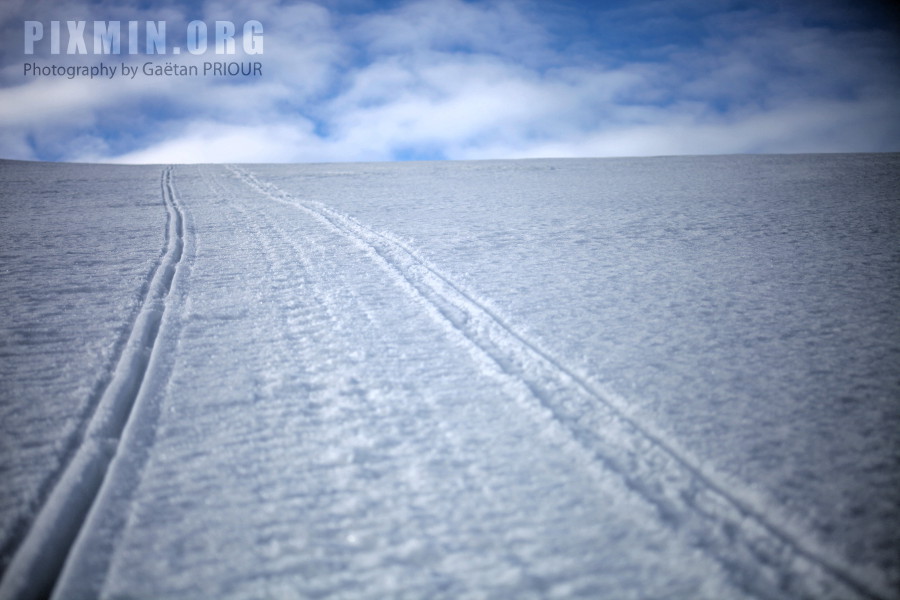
(0, 155, 897, 599)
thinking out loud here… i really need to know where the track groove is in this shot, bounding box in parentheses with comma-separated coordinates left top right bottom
(0, 167, 185, 600)
(229, 165, 890, 600)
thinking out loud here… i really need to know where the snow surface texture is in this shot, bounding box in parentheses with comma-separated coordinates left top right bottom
(0, 155, 897, 599)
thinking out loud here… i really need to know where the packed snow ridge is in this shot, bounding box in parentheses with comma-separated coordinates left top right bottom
(0, 155, 897, 599)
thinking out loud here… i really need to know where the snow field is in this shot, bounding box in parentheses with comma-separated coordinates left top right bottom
(0, 161, 167, 582)
(228, 164, 893, 600)
(0, 167, 185, 600)
(61, 165, 744, 599)
(250, 155, 900, 591)
(1, 156, 897, 599)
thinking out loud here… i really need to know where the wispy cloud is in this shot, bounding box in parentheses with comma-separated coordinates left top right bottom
(1, 0, 898, 162)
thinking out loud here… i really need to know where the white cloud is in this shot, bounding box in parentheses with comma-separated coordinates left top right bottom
(473, 95, 900, 160)
(349, 0, 552, 65)
(93, 120, 325, 164)
(0, 0, 898, 163)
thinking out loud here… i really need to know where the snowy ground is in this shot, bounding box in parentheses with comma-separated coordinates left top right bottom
(0, 155, 897, 599)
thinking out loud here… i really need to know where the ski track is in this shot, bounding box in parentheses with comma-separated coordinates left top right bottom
(0, 179, 160, 578)
(228, 165, 891, 600)
(0, 167, 186, 600)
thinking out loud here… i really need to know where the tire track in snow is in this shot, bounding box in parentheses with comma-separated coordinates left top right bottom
(230, 166, 890, 600)
(0, 167, 185, 600)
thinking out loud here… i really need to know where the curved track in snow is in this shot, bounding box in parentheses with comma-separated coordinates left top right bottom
(228, 165, 890, 600)
(3, 160, 894, 599)
(0, 167, 186, 600)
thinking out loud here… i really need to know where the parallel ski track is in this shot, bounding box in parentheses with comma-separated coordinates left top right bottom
(0, 167, 185, 600)
(229, 165, 891, 600)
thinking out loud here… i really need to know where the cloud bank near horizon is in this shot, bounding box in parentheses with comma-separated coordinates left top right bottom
(1, 0, 899, 163)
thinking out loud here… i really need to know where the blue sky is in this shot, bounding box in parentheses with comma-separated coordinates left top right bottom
(0, 0, 898, 163)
